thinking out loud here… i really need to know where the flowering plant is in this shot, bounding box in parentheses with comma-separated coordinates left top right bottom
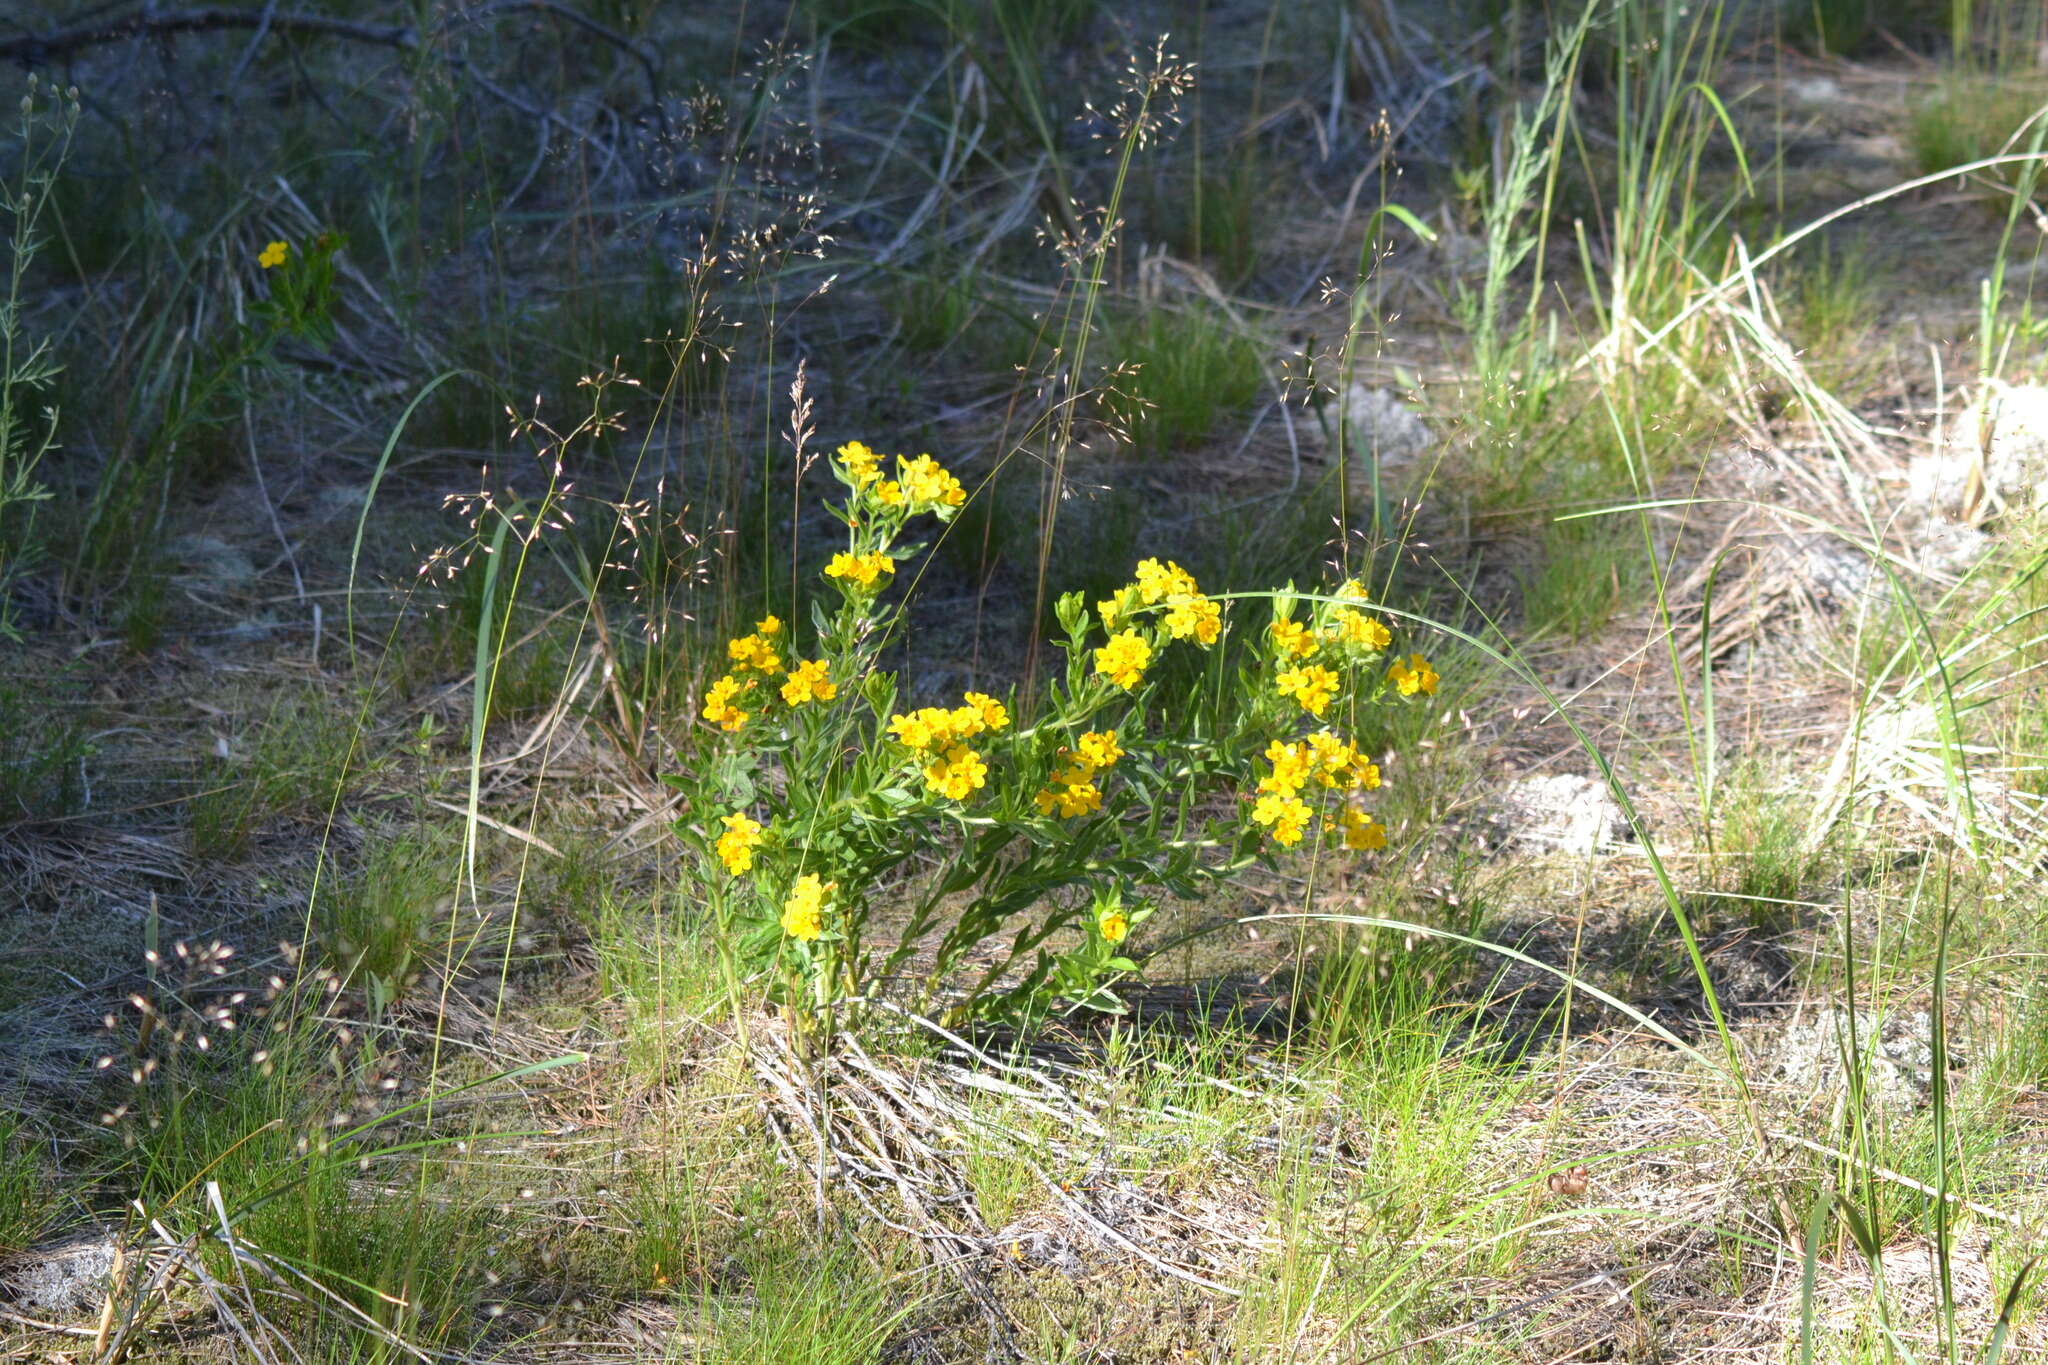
(671, 439, 1437, 1037)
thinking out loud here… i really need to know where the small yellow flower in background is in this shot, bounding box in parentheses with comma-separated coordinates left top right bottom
(702, 674, 754, 731)
(1258, 739, 1313, 796)
(1134, 558, 1198, 604)
(923, 745, 988, 800)
(836, 441, 882, 487)
(1277, 663, 1340, 717)
(258, 240, 288, 269)
(781, 874, 831, 940)
(825, 551, 893, 589)
(1337, 807, 1387, 850)
(716, 812, 764, 874)
(1164, 594, 1222, 645)
(728, 633, 782, 673)
(1388, 654, 1439, 697)
(1097, 905, 1131, 944)
(756, 614, 784, 637)
(1329, 608, 1392, 651)
(962, 692, 1010, 733)
(1094, 631, 1152, 689)
(1075, 730, 1123, 769)
(1269, 618, 1317, 658)
(1252, 792, 1312, 846)
(781, 659, 837, 706)
(897, 454, 966, 511)
(1337, 577, 1370, 603)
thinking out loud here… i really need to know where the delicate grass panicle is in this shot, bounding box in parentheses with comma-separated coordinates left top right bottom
(671, 437, 1434, 1038)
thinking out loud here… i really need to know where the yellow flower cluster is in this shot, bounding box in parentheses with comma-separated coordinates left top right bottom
(826, 551, 894, 589)
(1034, 729, 1120, 820)
(1094, 631, 1153, 689)
(258, 240, 288, 270)
(833, 442, 966, 514)
(1034, 768, 1102, 818)
(781, 659, 837, 706)
(1270, 618, 1316, 658)
(923, 746, 989, 800)
(1251, 732, 1385, 849)
(1097, 902, 1130, 945)
(888, 693, 1008, 750)
(1387, 653, 1439, 697)
(835, 440, 884, 487)
(1276, 663, 1340, 718)
(1099, 559, 1224, 646)
(1327, 607, 1392, 651)
(781, 874, 831, 941)
(716, 812, 763, 874)
(703, 617, 852, 729)
(887, 692, 1008, 800)
(728, 628, 782, 673)
(1336, 806, 1387, 851)
(702, 674, 756, 731)
(1251, 793, 1312, 846)
(1305, 730, 1379, 790)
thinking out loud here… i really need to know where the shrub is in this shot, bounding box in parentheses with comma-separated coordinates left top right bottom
(668, 438, 1438, 1041)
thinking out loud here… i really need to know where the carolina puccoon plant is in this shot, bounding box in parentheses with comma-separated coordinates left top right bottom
(672, 439, 1439, 1038)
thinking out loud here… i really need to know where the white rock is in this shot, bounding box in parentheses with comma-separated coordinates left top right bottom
(1787, 76, 1842, 105)
(1490, 774, 1630, 856)
(167, 534, 258, 584)
(1762, 1007, 1946, 1113)
(2, 1230, 121, 1317)
(1311, 383, 1433, 473)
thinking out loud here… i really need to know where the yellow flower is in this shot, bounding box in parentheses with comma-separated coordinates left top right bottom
(1336, 577, 1370, 603)
(962, 692, 1010, 732)
(825, 551, 894, 589)
(888, 706, 959, 751)
(715, 812, 763, 875)
(923, 745, 988, 800)
(1304, 730, 1377, 789)
(897, 454, 966, 510)
(1034, 775, 1101, 818)
(1337, 807, 1387, 851)
(875, 480, 905, 506)
(701, 674, 754, 731)
(1251, 793, 1312, 846)
(756, 614, 784, 637)
(1277, 664, 1340, 717)
(1093, 631, 1152, 689)
(1258, 740, 1313, 796)
(1164, 594, 1222, 645)
(728, 633, 782, 673)
(1269, 618, 1317, 658)
(780, 874, 831, 941)
(1097, 907, 1130, 944)
(1075, 730, 1123, 769)
(1328, 608, 1392, 652)
(780, 658, 837, 706)
(1387, 654, 1439, 697)
(1094, 584, 1141, 631)
(258, 240, 288, 270)
(836, 440, 882, 487)
(1134, 558, 1198, 604)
